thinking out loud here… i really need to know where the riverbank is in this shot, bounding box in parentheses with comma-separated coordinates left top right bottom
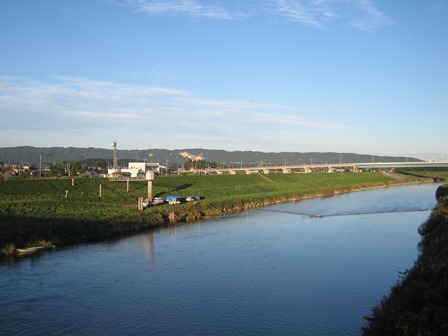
(0, 172, 434, 256)
(2, 178, 438, 335)
(362, 183, 448, 335)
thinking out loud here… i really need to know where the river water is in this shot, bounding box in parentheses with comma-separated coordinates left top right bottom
(0, 183, 440, 335)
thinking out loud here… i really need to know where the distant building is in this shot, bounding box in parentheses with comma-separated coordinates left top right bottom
(107, 162, 161, 178)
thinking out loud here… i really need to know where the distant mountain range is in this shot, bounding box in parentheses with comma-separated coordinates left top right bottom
(0, 146, 422, 166)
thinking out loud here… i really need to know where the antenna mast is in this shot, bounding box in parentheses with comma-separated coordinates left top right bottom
(112, 141, 118, 170)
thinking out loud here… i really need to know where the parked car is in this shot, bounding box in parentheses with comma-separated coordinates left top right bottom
(151, 197, 164, 205)
(165, 195, 181, 205)
(186, 195, 200, 202)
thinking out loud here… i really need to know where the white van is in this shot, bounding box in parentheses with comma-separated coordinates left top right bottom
(152, 197, 164, 205)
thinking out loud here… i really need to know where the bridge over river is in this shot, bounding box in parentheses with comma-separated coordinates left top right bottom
(184, 161, 448, 175)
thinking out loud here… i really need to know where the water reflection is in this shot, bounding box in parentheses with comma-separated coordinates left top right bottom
(136, 230, 154, 260)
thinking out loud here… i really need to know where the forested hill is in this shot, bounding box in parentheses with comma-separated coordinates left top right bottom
(0, 146, 421, 166)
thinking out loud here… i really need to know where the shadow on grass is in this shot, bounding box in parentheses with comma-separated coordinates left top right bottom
(173, 183, 194, 192)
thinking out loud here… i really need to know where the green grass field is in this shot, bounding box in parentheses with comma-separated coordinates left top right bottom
(1, 172, 396, 201)
(396, 170, 448, 179)
(154, 172, 399, 202)
(0, 172, 421, 252)
(0, 172, 415, 220)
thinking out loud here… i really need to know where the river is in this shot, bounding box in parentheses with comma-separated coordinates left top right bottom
(0, 183, 440, 335)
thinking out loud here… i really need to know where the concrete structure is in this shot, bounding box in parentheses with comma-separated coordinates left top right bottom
(181, 161, 448, 175)
(146, 171, 154, 200)
(108, 162, 161, 178)
(353, 161, 448, 170)
(108, 162, 156, 201)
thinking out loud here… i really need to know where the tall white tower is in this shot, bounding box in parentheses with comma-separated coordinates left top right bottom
(112, 141, 118, 170)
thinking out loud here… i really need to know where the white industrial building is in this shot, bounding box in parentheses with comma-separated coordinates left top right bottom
(107, 162, 162, 178)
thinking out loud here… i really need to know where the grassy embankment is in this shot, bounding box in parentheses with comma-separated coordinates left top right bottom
(395, 169, 448, 181)
(0, 172, 422, 255)
(363, 183, 448, 335)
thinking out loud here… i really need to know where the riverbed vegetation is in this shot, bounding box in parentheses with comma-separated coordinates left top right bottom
(0, 171, 422, 255)
(363, 184, 448, 335)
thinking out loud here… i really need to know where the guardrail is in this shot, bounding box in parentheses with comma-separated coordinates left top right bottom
(109, 176, 146, 181)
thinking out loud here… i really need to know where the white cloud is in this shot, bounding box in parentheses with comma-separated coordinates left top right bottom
(117, 0, 394, 31)
(0, 76, 355, 149)
(348, 0, 394, 31)
(271, 0, 393, 30)
(123, 0, 234, 19)
(249, 112, 351, 129)
(68, 110, 141, 120)
(271, 0, 336, 28)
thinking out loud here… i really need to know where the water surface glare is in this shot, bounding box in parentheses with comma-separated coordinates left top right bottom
(0, 183, 440, 335)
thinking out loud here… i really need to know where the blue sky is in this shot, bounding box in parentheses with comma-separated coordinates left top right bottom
(0, 0, 447, 160)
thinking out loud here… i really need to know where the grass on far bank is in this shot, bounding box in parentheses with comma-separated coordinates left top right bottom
(0, 171, 419, 252)
(396, 169, 448, 180)
(1, 171, 407, 212)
